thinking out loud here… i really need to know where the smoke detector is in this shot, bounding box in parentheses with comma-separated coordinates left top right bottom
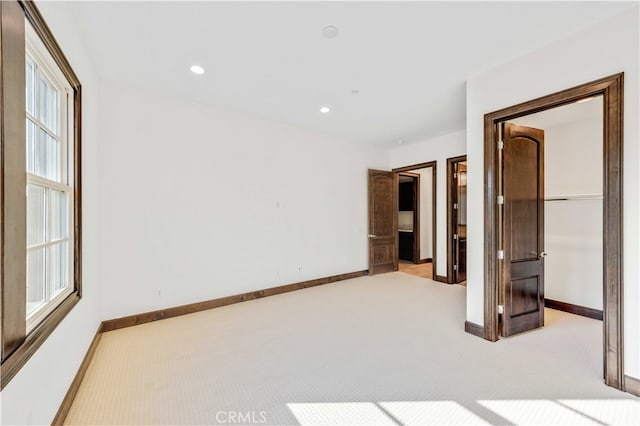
(322, 26, 339, 39)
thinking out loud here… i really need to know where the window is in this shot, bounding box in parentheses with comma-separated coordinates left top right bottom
(1, 0, 82, 389)
(25, 27, 75, 331)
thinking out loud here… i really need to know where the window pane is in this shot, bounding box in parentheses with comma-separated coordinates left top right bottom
(39, 74, 59, 135)
(49, 189, 68, 240)
(27, 184, 46, 247)
(39, 129, 60, 181)
(48, 241, 68, 296)
(27, 248, 46, 316)
(26, 58, 36, 116)
(36, 128, 46, 178)
(26, 119, 37, 174)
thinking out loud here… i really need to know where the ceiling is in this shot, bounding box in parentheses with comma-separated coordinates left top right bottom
(62, 1, 635, 147)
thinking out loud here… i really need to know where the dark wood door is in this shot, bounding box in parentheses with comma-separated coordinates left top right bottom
(502, 123, 545, 336)
(451, 165, 461, 282)
(449, 157, 467, 283)
(368, 170, 398, 275)
(455, 162, 467, 282)
(456, 237, 467, 282)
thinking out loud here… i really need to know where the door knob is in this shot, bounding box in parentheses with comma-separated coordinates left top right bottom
(539, 252, 548, 258)
(368, 234, 377, 238)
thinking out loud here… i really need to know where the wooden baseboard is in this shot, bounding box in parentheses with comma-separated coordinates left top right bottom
(101, 270, 367, 332)
(417, 258, 432, 264)
(544, 298, 603, 320)
(52, 325, 103, 426)
(434, 275, 448, 283)
(464, 321, 484, 338)
(625, 375, 640, 397)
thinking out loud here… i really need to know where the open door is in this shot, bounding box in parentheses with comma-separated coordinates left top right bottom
(368, 169, 398, 275)
(449, 158, 467, 283)
(455, 162, 467, 282)
(501, 123, 545, 336)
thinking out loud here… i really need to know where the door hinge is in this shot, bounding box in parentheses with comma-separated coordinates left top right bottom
(498, 140, 504, 150)
(454, 172, 458, 179)
(497, 250, 504, 260)
(453, 264, 458, 271)
(453, 234, 458, 240)
(497, 195, 504, 205)
(453, 203, 458, 210)
(498, 305, 504, 314)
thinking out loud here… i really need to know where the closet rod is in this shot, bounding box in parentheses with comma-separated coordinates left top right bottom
(544, 194, 603, 201)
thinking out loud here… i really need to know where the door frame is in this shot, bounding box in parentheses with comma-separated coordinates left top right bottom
(398, 172, 421, 263)
(392, 161, 437, 277)
(447, 155, 467, 284)
(483, 73, 624, 390)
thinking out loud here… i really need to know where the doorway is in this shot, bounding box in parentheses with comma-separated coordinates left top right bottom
(509, 98, 605, 322)
(482, 73, 624, 390)
(392, 162, 437, 280)
(398, 173, 420, 264)
(447, 156, 467, 284)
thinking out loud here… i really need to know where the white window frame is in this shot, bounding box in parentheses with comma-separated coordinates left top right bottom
(25, 21, 75, 332)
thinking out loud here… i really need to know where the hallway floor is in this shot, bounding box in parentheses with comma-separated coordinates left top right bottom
(398, 260, 433, 279)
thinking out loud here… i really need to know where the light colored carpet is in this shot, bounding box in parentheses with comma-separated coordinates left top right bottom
(65, 273, 639, 425)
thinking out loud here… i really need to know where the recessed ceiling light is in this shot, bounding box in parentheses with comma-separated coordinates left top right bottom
(190, 65, 205, 75)
(322, 25, 339, 39)
(320, 106, 331, 114)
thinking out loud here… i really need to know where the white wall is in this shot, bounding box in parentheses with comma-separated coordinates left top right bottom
(398, 211, 413, 231)
(512, 113, 603, 310)
(545, 199, 602, 309)
(390, 131, 466, 277)
(416, 168, 433, 259)
(0, 4, 102, 425)
(544, 117, 603, 198)
(545, 118, 603, 310)
(96, 82, 389, 320)
(466, 8, 639, 378)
